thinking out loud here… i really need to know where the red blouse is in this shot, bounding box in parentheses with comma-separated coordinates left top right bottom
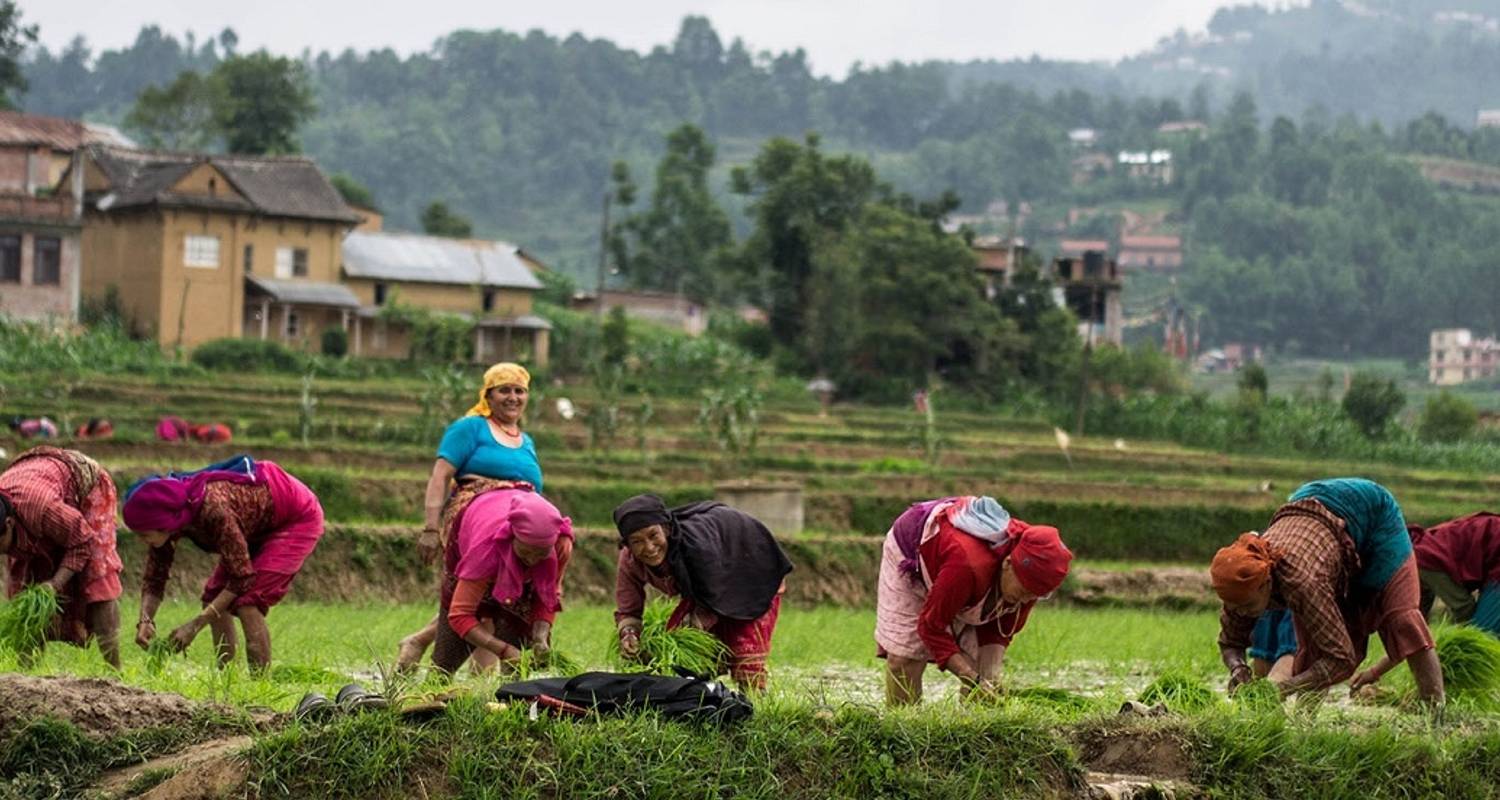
(918, 517, 1034, 667)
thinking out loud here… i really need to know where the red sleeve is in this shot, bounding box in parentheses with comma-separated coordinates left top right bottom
(918, 551, 985, 668)
(142, 541, 176, 597)
(9, 473, 90, 573)
(447, 578, 488, 638)
(978, 602, 1034, 647)
(614, 548, 648, 629)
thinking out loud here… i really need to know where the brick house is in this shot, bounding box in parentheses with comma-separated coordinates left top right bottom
(341, 230, 550, 365)
(1429, 328, 1500, 385)
(1117, 234, 1183, 272)
(70, 145, 362, 350)
(0, 112, 130, 323)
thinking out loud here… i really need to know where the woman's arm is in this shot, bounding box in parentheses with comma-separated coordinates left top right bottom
(420, 459, 457, 563)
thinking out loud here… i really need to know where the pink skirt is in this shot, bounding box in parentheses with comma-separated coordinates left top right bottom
(873, 530, 982, 663)
(200, 463, 324, 614)
(667, 594, 782, 683)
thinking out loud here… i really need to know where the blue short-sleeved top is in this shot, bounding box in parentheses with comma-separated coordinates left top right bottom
(436, 416, 543, 491)
(1288, 477, 1410, 591)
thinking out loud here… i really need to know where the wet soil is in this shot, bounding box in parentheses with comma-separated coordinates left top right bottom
(0, 674, 212, 738)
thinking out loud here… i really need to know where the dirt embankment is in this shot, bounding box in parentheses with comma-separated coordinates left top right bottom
(0, 674, 208, 739)
(109, 526, 1214, 609)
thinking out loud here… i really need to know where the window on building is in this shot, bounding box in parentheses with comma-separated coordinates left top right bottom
(184, 235, 220, 268)
(482, 290, 496, 313)
(374, 283, 388, 306)
(275, 246, 309, 278)
(243, 244, 254, 273)
(33, 237, 60, 285)
(0, 235, 19, 282)
(286, 310, 300, 338)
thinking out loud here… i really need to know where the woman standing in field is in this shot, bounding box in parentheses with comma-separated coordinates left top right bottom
(397, 362, 545, 672)
(874, 496, 1073, 705)
(430, 490, 573, 675)
(0, 446, 123, 667)
(125, 457, 324, 671)
(612, 494, 793, 692)
(1212, 477, 1444, 705)
(1405, 513, 1500, 637)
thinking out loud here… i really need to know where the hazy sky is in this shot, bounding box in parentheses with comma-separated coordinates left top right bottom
(23, 0, 1299, 75)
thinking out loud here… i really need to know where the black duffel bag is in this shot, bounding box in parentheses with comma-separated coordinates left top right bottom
(496, 670, 753, 725)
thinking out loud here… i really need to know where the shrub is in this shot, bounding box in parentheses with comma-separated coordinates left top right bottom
(191, 338, 304, 374)
(320, 327, 348, 358)
(1237, 362, 1268, 398)
(1341, 371, 1405, 438)
(1418, 391, 1478, 443)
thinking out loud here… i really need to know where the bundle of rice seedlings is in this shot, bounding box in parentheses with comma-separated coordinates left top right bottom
(0, 584, 61, 654)
(144, 637, 179, 676)
(512, 647, 583, 679)
(1006, 686, 1096, 711)
(1434, 624, 1500, 699)
(1139, 669, 1218, 712)
(1231, 678, 1284, 712)
(606, 599, 727, 676)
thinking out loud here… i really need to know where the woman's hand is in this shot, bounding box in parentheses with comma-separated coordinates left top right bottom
(168, 619, 204, 653)
(1226, 663, 1254, 695)
(418, 527, 442, 565)
(530, 621, 552, 664)
(134, 619, 156, 650)
(618, 626, 641, 660)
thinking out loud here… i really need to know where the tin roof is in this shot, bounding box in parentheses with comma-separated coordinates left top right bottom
(342, 231, 543, 290)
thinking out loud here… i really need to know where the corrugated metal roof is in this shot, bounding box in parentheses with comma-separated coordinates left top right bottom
(342, 231, 543, 290)
(0, 112, 109, 149)
(477, 314, 553, 330)
(246, 276, 361, 308)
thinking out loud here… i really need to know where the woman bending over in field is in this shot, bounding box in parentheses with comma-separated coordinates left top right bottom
(1212, 477, 1443, 706)
(612, 494, 794, 692)
(875, 496, 1072, 705)
(1405, 513, 1500, 639)
(430, 490, 572, 675)
(397, 362, 545, 672)
(125, 457, 324, 671)
(0, 447, 123, 667)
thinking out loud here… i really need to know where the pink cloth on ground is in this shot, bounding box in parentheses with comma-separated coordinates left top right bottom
(198, 462, 324, 613)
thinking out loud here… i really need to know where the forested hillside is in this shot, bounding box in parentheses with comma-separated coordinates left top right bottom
(19, 4, 1500, 357)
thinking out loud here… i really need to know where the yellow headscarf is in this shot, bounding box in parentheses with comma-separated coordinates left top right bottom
(467, 362, 531, 417)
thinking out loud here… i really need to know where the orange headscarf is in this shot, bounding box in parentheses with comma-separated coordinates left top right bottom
(467, 362, 531, 418)
(1210, 532, 1281, 605)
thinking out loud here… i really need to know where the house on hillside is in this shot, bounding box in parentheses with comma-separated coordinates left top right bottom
(1117, 234, 1183, 272)
(1156, 120, 1208, 137)
(1117, 150, 1173, 185)
(1053, 246, 1123, 346)
(341, 230, 550, 365)
(971, 235, 1028, 299)
(571, 288, 707, 336)
(0, 112, 130, 323)
(70, 145, 363, 350)
(1430, 328, 1500, 385)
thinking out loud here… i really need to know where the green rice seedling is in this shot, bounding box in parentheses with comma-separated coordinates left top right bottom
(144, 637, 179, 676)
(512, 647, 583, 679)
(1231, 678, 1283, 712)
(0, 584, 61, 654)
(1139, 668, 1219, 712)
(606, 599, 727, 676)
(1004, 686, 1097, 712)
(1433, 624, 1500, 699)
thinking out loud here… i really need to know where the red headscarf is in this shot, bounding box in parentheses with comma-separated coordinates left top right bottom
(1008, 524, 1073, 596)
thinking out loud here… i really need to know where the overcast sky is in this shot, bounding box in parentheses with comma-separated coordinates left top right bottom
(23, 1, 1304, 75)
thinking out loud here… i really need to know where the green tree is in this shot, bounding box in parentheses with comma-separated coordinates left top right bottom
(601, 305, 630, 367)
(124, 70, 224, 149)
(731, 133, 880, 357)
(0, 2, 35, 110)
(421, 201, 473, 238)
(1341, 371, 1405, 438)
(213, 51, 316, 154)
(1236, 362, 1269, 399)
(614, 124, 734, 300)
(329, 173, 376, 209)
(1418, 391, 1478, 443)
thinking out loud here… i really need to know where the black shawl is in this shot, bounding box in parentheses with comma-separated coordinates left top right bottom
(666, 501, 793, 620)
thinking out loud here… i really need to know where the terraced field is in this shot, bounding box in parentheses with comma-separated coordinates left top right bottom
(3, 367, 1499, 799)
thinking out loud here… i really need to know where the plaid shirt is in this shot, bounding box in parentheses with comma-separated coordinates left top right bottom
(0, 454, 91, 573)
(142, 481, 276, 597)
(1220, 499, 1361, 687)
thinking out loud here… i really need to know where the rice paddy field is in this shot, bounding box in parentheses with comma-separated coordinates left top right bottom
(3, 367, 1500, 799)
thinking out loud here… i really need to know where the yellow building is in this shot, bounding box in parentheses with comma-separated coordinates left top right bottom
(74, 145, 362, 350)
(342, 230, 550, 365)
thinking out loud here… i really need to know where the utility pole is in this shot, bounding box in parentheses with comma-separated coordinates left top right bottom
(595, 189, 611, 319)
(1073, 281, 1098, 437)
